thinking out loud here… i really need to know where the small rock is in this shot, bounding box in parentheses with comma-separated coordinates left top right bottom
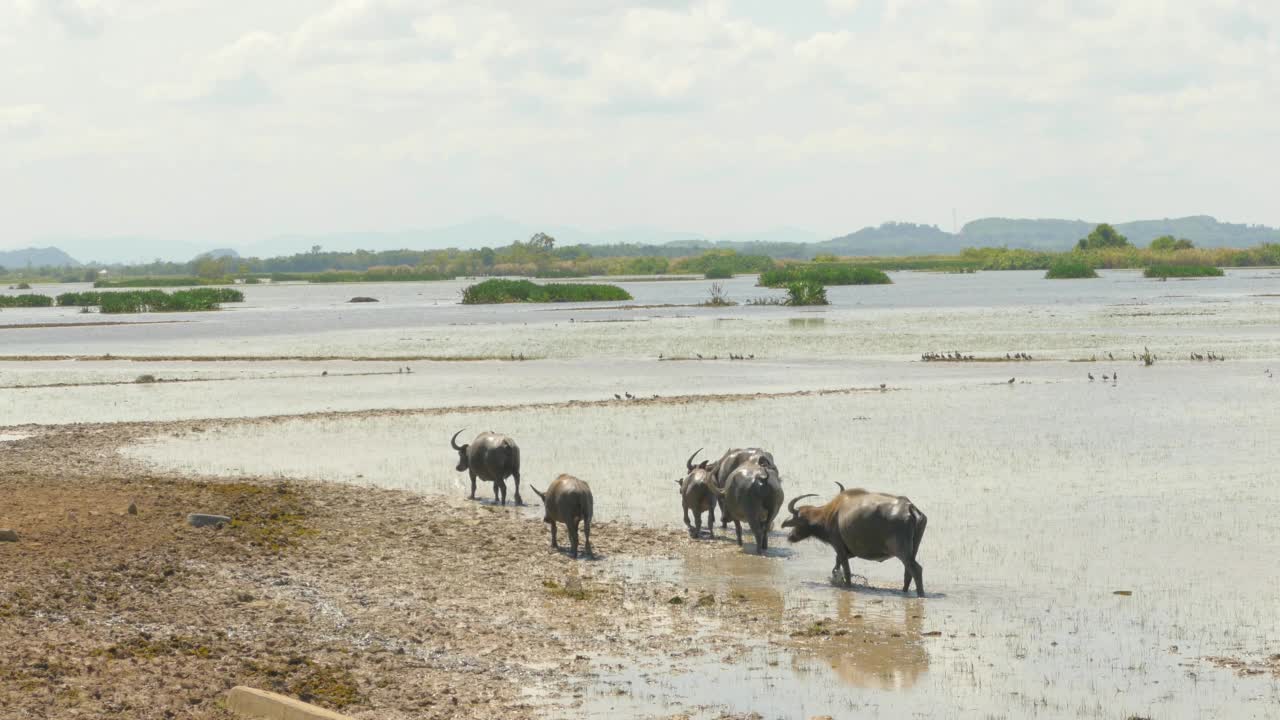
(0, 528, 18, 542)
(922, 630, 942, 637)
(127, 502, 138, 515)
(348, 296, 379, 303)
(187, 513, 231, 529)
(1112, 590, 1133, 596)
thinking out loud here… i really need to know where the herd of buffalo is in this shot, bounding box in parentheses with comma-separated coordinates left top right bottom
(449, 429, 928, 596)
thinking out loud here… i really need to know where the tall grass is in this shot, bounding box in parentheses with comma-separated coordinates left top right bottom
(1044, 257, 1099, 279)
(1143, 264, 1225, 278)
(0, 294, 54, 308)
(759, 264, 892, 287)
(460, 279, 633, 304)
(56, 288, 245, 312)
(785, 280, 829, 305)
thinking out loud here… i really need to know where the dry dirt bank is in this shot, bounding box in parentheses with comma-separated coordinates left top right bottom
(0, 420, 857, 720)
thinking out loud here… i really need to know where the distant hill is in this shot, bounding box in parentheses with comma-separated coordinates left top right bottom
(959, 216, 1280, 251)
(0, 247, 81, 268)
(195, 248, 241, 260)
(816, 222, 964, 256)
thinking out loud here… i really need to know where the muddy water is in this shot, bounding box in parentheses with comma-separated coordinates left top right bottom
(127, 371, 1280, 718)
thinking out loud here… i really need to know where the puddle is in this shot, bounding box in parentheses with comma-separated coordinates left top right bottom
(0, 432, 32, 442)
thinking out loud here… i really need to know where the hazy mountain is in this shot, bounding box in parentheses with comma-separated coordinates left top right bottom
(0, 247, 81, 268)
(14, 215, 1279, 265)
(960, 216, 1280, 251)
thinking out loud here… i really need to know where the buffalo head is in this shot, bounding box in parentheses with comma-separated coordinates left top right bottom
(450, 429, 470, 472)
(780, 493, 821, 543)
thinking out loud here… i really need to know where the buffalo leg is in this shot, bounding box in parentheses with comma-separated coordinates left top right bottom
(683, 506, 695, 537)
(903, 562, 913, 594)
(495, 479, 507, 505)
(568, 519, 579, 559)
(910, 560, 924, 597)
(835, 552, 852, 586)
(719, 498, 729, 528)
(469, 472, 478, 500)
(549, 521, 558, 549)
(583, 517, 592, 557)
(733, 520, 742, 546)
(706, 506, 715, 538)
(512, 470, 523, 506)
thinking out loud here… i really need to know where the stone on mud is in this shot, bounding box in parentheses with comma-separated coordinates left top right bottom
(0, 528, 17, 542)
(187, 513, 231, 529)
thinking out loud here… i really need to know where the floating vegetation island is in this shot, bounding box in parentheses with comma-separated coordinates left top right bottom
(460, 279, 632, 304)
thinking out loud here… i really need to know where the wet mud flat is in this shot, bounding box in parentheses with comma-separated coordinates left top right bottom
(0, 421, 946, 720)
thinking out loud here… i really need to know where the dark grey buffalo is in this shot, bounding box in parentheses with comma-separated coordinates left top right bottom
(709, 456, 783, 553)
(531, 474, 594, 558)
(450, 429, 522, 505)
(706, 447, 778, 528)
(781, 483, 927, 596)
(677, 449, 717, 539)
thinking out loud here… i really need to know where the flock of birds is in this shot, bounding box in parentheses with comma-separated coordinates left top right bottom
(613, 392, 660, 401)
(921, 351, 1035, 362)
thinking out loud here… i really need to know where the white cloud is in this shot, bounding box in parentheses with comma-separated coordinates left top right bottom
(15, 0, 110, 37)
(4, 0, 1280, 245)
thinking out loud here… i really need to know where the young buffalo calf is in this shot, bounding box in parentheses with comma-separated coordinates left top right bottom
(677, 449, 717, 538)
(531, 474, 594, 559)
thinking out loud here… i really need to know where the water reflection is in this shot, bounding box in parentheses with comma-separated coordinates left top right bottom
(788, 317, 826, 329)
(790, 592, 929, 690)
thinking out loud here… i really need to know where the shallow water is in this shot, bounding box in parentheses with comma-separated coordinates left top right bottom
(8, 271, 1280, 717)
(127, 371, 1280, 718)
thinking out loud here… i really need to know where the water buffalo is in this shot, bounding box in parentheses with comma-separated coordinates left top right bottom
(781, 483, 927, 596)
(530, 474, 594, 559)
(451, 429, 522, 505)
(707, 447, 778, 528)
(709, 456, 783, 553)
(676, 449, 717, 539)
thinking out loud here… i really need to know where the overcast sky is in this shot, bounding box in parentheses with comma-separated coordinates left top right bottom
(2, 0, 1277, 249)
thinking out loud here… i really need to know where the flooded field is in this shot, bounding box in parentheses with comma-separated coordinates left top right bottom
(7, 271, 1280, 718)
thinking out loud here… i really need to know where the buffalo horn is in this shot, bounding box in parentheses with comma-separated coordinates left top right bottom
(787, 494, 819, 516)
(686, 448, 703, 472)
(834, 481, 845, 492)
(450, 429, 466, 451)
(530, 485, 546, 502)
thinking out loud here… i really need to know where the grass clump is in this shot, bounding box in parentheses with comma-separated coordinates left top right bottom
(701, 282, 737, 306)
(460, 279, 632, 304)
(0, 294, 54, 308)
(1143, 264, 1224, 278)
(57, 288, 244, 312)
(785, 280, 829, 306)
(759, 264, 891, 287)
(1044, 257, 1099, 279)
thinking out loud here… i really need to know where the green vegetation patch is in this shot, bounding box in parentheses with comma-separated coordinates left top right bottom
(56, 288, 244, 312)
(785, 280, 830, 305)
(1045, 257, 1099, 279)
(1143, 264, 1224, 278)
(759, 264, 891, 287)
(0, 294, 54, 308)
(460, 279, 632, 304)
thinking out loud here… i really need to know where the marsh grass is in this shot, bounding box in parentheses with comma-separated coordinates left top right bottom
(460, 279, 632, 304)
(701, 282, 737, 306)
(785, 280, 829, 306)
(0, 294, 53, 308)
(1044, 257, 1099, 279)
(56, 288, 245, 312)
(759, 264, 891, 287)
(1143, 264, 1225, 278)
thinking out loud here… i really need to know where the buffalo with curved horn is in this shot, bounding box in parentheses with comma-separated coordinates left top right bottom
(707, 455, 783, 553)
(451, 429, 522, 505)
(675, 448, 717, 539)
(781, 486, 927, 596)
(705, 447, 779, 528)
